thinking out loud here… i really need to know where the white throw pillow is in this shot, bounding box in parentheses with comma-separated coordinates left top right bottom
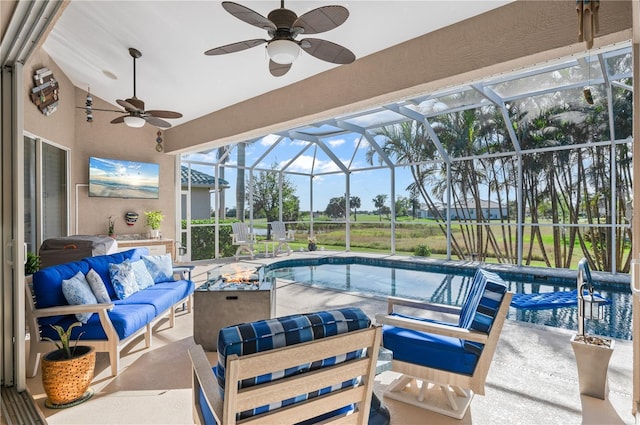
(86, 268, 111, 303)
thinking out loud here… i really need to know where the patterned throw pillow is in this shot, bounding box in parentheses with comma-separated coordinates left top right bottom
(131, 259, 155, 290)
(61, 271, 97, 323)
(109, 260, 140, 299)
(141, 254, 173, 283)
(86, 268, 111, 303)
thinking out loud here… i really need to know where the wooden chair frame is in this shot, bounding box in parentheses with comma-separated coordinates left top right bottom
(270, 221, 294, 256)
(231, 222, 256, 261)
(188, 325, 382, 425)
(375, 292, 512, 419)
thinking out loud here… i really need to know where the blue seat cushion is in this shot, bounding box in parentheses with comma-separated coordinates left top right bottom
(382, 313, 480, 376)
(115, 280, 194, 315)
(216, 307, 370, 420)
(41, 303, 156, 341)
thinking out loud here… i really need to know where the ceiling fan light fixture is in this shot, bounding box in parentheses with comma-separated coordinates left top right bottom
(124, 115, 145, 128)
(266, 40, 300, 64)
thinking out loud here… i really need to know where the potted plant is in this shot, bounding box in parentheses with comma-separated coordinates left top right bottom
(144, 210, 164, 238)
(108, 215, 116, 238)
(25, 251, 40, 276)
(41, 322, 96, 408)
(307, 236, 317, 252)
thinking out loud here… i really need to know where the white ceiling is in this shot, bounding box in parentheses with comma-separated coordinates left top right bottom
(43, 1, 514, 128)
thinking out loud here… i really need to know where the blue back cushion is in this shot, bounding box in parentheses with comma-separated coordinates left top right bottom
(461, 269, 507, 355)
(33, 260, 91, 326)
(216, 307, 370, 420)
(32, 248, 148, 326)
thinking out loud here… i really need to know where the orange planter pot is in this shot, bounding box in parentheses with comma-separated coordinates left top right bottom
(41, 346, 96, 408)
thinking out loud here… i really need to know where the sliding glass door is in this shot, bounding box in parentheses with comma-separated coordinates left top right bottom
(24, 134, 69, 255)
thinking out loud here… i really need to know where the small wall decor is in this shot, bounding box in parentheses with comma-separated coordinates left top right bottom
(156, 130, 164, 152)
(84, 89, 93, 122)
(125, 212, 139, 226)
(30, 67, 59, 116)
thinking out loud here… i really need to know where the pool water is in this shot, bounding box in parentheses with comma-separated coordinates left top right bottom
(265, 263, 632, 340)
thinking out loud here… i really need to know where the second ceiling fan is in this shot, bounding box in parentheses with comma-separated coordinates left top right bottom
(205, 1, 356, 77)
(111, 48, 183, 128)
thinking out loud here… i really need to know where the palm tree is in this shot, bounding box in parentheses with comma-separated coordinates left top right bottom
(372, 194, 387, 222)
(349, 196, 361, 221)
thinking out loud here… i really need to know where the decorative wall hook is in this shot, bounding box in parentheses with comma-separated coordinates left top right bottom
(156, 130, 164, 152)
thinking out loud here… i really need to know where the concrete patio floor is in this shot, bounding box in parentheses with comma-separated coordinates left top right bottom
(23, 252, 634, 424)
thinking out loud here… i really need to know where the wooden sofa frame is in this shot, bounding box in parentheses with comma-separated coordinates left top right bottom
(25, 275, 192, 377)
(188, 325, 382, 425)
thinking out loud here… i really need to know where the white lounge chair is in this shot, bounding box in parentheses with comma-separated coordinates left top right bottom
(231, 222, 256, 261)
(270, 221, 294, 256)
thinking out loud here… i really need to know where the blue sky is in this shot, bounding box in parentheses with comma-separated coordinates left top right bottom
(183, 132, 419, 213)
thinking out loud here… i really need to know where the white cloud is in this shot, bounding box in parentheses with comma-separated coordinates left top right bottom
(288, 155, 343, 174)
(328, 138, 346, 148)
(260, 134, 280, 146)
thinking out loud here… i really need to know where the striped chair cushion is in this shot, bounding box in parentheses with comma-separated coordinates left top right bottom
(216, 307, 371, 420)
(461, 269, 507, 355)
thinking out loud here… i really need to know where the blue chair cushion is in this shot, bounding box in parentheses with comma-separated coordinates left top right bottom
(382, 268, 508, 375)
(216, 307, 370, 420)
(382, 314, 480, 376)
(462, 270, 507, 356)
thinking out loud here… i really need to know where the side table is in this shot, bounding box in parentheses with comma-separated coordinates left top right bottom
(193, 278, 275, 351)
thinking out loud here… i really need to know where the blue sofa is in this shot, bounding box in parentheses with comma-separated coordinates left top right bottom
(26, 248, 195, 377)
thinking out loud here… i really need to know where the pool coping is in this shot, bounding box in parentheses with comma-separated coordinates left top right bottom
(255, 251, 630, 289)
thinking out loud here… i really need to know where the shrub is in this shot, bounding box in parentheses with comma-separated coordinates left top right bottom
(414, 244, 432, 257)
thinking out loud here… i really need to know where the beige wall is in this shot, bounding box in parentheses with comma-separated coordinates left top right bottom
(22, 50, 177, 243)
(165, 0, 633, 154)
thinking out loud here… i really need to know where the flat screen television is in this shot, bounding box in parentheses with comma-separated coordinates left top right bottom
(89, 156, 160, 199)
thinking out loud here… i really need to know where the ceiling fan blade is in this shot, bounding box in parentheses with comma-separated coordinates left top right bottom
(301, 38, 355, 64)
(222, 2, 276, 31)
(110, 115, 127, 124)
(205, 39, 267, 56)
(293, 6, 349, 35)
(146, 110, 183, 119)
(143, 116, 172, 129)
(117, 99, 143, 112)
(269, 60, 291, 77)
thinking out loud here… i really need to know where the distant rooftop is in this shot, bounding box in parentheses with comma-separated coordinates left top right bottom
(181, 166, 229, 189)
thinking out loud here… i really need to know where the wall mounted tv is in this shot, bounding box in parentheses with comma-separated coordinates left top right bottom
(89, 156, 160, 199)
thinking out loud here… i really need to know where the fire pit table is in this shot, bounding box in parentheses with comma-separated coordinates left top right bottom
(193, 267, 275, 351)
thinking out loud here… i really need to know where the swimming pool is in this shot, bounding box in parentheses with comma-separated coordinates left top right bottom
(263, 256, 632, 340)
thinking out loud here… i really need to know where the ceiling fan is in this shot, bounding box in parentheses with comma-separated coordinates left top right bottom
(205, 1, 355, 77)
(110, 48, 183, 128)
